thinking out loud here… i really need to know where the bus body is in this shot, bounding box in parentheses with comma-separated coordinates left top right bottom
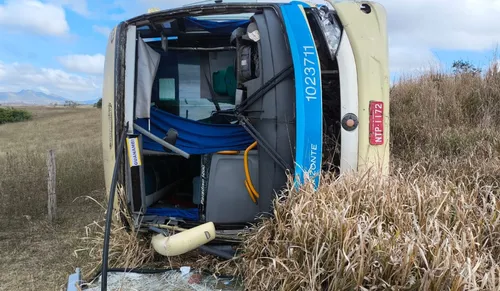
(100, 0, 389, 241)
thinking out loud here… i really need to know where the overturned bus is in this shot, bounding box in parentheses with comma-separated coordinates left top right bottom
(101, 0, 389, 256)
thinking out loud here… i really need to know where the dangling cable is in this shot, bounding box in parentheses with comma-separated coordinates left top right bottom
(101, 124, 128, 291)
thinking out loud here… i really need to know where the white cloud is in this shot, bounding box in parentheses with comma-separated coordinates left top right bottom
(382, 0, 500, 51)
(0, 0, 69, 36)
(377, 0, 500, 71)
(109, 0, 284, 21)
(37, 86, 51, 94)
(389, 46, 441, 73)
(110, 0, 500, 72)
(92, 25, 111, 37)
(47, 0, 90, 17)
(0, 61, 101, 100)
(57, 54, 105, 75)
(3, 0, 496, 87)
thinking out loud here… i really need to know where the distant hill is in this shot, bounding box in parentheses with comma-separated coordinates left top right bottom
(78, 98, 101, 105)
(0, 90, 99, 106)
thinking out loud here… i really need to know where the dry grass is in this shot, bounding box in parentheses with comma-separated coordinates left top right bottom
(76, 186, 156, 282)
(3, 66, 500, 290)
(240, 171, 500, 290)
(0, 106, 105, 291)
(239, 67, 500, 290)
(76, 185, 235, 284)
(390, 66, 500, 162)
(78, 67, 500, 290)
(0, 106, 104, 217)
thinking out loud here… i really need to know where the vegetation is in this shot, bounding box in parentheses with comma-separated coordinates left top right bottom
(77, 62, 500, 290)
(64, 100, 80, 108)
(2, 60, 500, 290)
(0, 107, 32, 124)
(452, 59, 482, 75)
(94, 98, 102, 108)
(239, 62, 500, 290)
(0, 106, 104, 290)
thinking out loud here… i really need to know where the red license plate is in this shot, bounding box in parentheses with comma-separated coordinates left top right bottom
(369, 101, 384, 145)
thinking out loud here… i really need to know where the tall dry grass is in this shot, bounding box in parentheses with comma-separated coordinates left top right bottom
(240, 172, 500, 291)
(4, 67, 499, 290)
(76, 186, 156, 281)
(390, 65, 500, 162)
(239, 67, 500, 290)
(0, 106, 107, 291)
(0, 107, 105, 218)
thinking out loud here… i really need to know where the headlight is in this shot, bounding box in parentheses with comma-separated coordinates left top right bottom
(317, 6, 342, 59)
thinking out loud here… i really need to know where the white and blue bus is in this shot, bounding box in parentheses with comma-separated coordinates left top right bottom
(99, 0, 389, 256)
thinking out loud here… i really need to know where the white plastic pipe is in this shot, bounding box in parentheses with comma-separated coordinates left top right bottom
(151, 222, 216, 256)
(133, 123, 190, 159)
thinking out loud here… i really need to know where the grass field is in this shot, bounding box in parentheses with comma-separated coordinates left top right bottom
(0, 106, 105, 291)
(1, 67, 500, 290)
(241, 69, 500, 290)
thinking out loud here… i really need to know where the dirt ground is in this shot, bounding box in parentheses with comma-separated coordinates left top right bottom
(0, 198, 104, 291)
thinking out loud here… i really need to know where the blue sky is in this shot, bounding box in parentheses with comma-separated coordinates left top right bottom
(0, 0, 498, 101)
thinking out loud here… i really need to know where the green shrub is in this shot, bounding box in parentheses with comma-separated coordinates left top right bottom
(94, 98, 102, 108)
(0, 107, 32, 124)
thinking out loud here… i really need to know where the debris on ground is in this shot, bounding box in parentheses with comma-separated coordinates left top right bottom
(84, 269, 243, 291)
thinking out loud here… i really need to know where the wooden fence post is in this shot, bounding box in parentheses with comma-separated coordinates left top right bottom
(47, 149, 56, 222)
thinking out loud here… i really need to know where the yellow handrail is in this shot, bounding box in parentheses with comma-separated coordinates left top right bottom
(244, 141, 259, 204)
(217, 150, 240, 155)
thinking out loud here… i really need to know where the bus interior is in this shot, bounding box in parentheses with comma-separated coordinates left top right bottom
(122, 3, 342, 233)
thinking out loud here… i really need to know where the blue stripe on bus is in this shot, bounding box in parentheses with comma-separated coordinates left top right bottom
(281, 2, 323, 189)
